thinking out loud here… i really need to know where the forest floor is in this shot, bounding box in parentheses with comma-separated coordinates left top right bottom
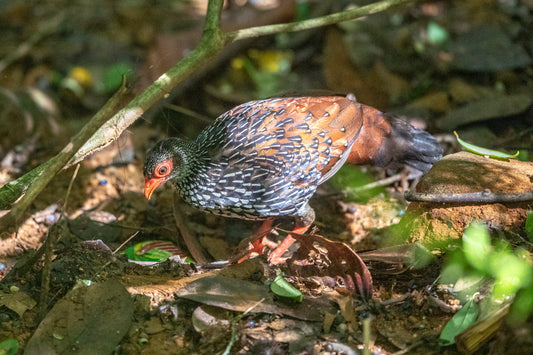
(1, 0, 533, 354)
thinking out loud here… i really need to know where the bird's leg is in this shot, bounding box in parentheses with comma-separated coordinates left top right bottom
(268, 204, 315, 265)
(257, 219, 277, 249)
(233, 218, 275, 264)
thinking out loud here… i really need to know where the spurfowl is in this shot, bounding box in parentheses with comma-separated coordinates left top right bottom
(144, 95, 443, 263)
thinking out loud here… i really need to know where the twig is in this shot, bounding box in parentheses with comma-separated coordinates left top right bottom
(380, 292, 411, 306)
(344, 171, 421, 196)
(391, 341, 425, 355)
(405, 190, 533, 203)
(363, 316, 372, 355)
(222, 298, 265, 355)
(113, 231, 140, 255)
(225, 0, 415, 41)
(61, 164, 80, 213)
(164, 103, 213, 124)
(172, 192, 209, 264)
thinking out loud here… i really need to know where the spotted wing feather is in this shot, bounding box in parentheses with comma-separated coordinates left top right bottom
(224, 97, 363, 185)
(191, 97, 362, 218)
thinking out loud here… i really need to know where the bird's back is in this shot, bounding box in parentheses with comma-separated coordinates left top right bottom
(181, 96, 441, 219)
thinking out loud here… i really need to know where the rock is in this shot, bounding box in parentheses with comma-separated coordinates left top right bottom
(394, 152, 533, 245)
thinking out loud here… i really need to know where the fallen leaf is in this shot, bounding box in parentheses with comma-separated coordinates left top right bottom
(287, 233, 373, 299)
(439, 298, 479, 346)
(175, 275, 335, 321)
(0, 291, 36, 318)
(24, 279, 133, 355)
(191, 305, 231, 333)
(454, 131, 519, 160)
(438, 94, 532, 130)
(270, 274, 303, 303)
(449, 25, 531, 72)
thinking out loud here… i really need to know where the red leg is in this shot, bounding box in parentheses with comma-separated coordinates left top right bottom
(268, 204, 315, 264)
(235, 219, 275, 264)
(234, 205, 315, 264)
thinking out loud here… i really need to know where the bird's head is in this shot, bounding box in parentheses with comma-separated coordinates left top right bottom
(143, 138, 187, 199)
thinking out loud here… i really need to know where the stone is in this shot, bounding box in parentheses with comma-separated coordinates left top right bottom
(394, 152, 533, 245)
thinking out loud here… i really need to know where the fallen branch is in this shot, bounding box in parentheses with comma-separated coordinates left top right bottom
(0, 0, 418, 229)
(405, 190, 533, 203)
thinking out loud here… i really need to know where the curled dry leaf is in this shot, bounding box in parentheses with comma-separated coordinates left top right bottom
(286, 232, 373, 299)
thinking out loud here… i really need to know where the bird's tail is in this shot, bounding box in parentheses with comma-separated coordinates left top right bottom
(347, 104, 442, 173)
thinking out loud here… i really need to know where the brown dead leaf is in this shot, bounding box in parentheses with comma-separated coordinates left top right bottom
(24, 279, 133, 355)
(175, 274, 336, 322)
(0, 290, 36, 318)
(287, 233, 373, 299)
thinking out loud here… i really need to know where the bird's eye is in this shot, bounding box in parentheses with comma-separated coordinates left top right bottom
(154, 160, 172, 178)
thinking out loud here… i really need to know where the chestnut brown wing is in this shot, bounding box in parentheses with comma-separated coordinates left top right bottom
(218, 96, 364, 187)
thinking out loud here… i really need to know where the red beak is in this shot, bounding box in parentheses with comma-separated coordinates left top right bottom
(144, 177, 164, 199)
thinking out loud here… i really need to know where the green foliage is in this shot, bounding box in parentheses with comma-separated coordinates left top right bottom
(270, 274, 303, 303)
(408, 243, 434, 269)
(0, 339, 18, 355)
(440, 222, 533, 329)
(439, 298, 479, 346)
(517, 150, 529, 162)
(490, 250, 532, 301)
(462, 222, 491, 272)
(427, 22, 449, 45)
(103, 62, 133, 94)
(123, 240, 193, 264)
(238, 50, 293, 99)
(329, 165, 384, 202)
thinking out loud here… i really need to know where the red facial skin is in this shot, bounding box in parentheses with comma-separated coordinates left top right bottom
(144, 158, 172, 199)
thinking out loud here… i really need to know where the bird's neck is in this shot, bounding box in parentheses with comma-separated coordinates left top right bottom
(172, 139, 210, 188)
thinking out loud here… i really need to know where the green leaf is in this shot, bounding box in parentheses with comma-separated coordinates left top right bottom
(511, 286, 533, 322)
(462, 222, 491, 272)
(0, 339, 19, 355)
(439, 298, 479, 346)
(270, 274, 302, 303)
(526, 211, 533, 242)
(454, 131, 519, 160)
(491, 251, 532, 301)
(103, 62, 133, 93)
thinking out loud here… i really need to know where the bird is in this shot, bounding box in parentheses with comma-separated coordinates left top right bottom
(143, 94, 443, 263)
